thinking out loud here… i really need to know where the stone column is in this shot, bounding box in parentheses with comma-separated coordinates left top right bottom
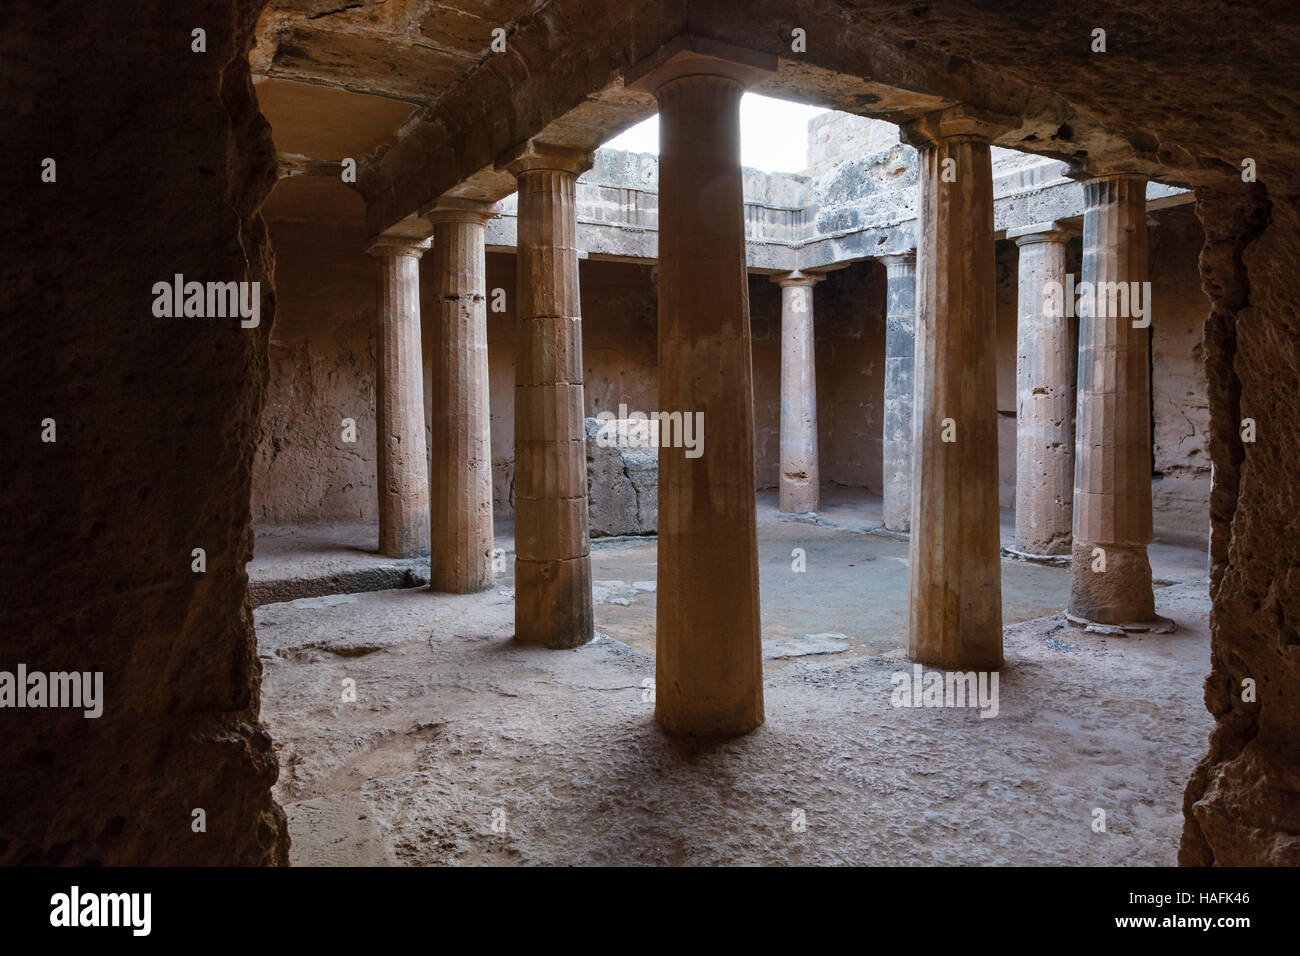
(1007, 222, 1077, 559)
(504, 144, 594, 648)
(881, 252, 917, 533)
(628, 41, 774, 736)
(774, 271, 821, 514)
(367, 236, 432, 558)
(901, 106, 1013, 670)
(424, 198, 497, 592)
(1068, 175, 1165, 629)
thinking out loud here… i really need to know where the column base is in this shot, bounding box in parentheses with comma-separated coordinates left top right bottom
(907, 650, 1004, 672)
(514, 555, 593, 649)
(379, 546, 430, 560)
(1067, 540, 1160, 626)
(1064, 611, 1177, 635)
(378, 527, 431, 561)
(654, 704, 765, 738)
(430, 573, 495, 596)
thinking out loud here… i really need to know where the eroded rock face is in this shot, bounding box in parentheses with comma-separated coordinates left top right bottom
(1179, 188, 1300, 866)
(2, 0, 288, 864)
(585, 418, 658, 537)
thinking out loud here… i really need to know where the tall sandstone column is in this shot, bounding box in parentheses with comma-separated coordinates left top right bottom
(775, 271, 821, 514)
(1008, 222, 1077, 558)
(629, 41, 774, 735)
(367, 236, 432, 558)
(1069, 175, 1163, 628)
(424, 199, 497, 592)
(881, 252, 917, 533)
(504, 145, 594, 648)
(901, 106, 1011, 670)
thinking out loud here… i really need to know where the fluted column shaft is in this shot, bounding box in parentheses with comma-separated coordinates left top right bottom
(653, 72, 764, 736)
(368, 237, 431, 558)
(425, 201, 496, 592)
(902, 109, 1008, 670)
(1069, 175, 1157, 625)
(881, 252, 917, 532)
(505, 149, 594, 648)
(1010, 225, 1076, 556)
(775, 272, 821, 514)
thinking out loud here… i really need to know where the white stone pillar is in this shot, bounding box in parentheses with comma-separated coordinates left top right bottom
(424, 198, 497, 593)
(504, 144, 595, 648)
(881, 252, 917, 533)
(774, 271, 821, 514)
(367, 236, 432, 558)
(1007, 222, 1077, 559)
(1068, 174, 1168, 630)
(627, 38, 776, 736)
(901, 106, 1013, 670)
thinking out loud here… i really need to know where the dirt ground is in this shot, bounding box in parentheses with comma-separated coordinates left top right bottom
(256, 492, 1212, 866)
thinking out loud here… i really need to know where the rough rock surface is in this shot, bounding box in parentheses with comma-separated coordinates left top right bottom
(259, 577, 1211, 866)
(2, 0, 289, 864)
(585, 417, 658, 537)
(1179, 188, 1300, 866)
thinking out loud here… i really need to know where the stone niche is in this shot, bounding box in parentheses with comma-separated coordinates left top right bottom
(584, 417, 658, 537)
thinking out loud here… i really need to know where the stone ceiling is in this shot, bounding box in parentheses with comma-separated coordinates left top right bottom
(250, 0, 1300, 241)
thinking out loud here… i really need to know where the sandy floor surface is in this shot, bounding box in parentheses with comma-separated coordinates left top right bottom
(257, 507, 1212, 866)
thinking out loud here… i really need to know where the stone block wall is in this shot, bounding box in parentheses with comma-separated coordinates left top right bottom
(584, 418, 658, 537)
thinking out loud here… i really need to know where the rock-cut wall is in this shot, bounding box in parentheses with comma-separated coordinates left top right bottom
(1, 0, 289, 864)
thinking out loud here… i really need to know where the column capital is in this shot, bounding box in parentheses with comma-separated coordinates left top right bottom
(624, 33, 778, 94)
(1007, 221, 1078, 247)
(1079, 170, 1150, 190)
(500, 141, 593, 178)
(422, 195, 499, 226)
(1069, 164, 1153, 184)
(771, 270, 823, 289)
(366, 234, 431, 259)
(879, 251, 917, 272)
(900, 104, 1019, 149)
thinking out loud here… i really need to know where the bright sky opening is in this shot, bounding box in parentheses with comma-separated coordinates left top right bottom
(602, 92, 830, 173)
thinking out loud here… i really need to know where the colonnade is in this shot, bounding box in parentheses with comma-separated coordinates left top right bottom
(363, 51, 1164, 737)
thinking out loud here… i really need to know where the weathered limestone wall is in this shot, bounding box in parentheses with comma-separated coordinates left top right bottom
(805, 113, 902, 173)
(1150, 209, 1213, 543)
(254, 216, 378, 525)
(749, 277, 783, 490)
(250, 241, 659, 524)
(818, 263, 887, 493)
(3, 0, 288, 865)
(1180, 185, 1299, 867)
